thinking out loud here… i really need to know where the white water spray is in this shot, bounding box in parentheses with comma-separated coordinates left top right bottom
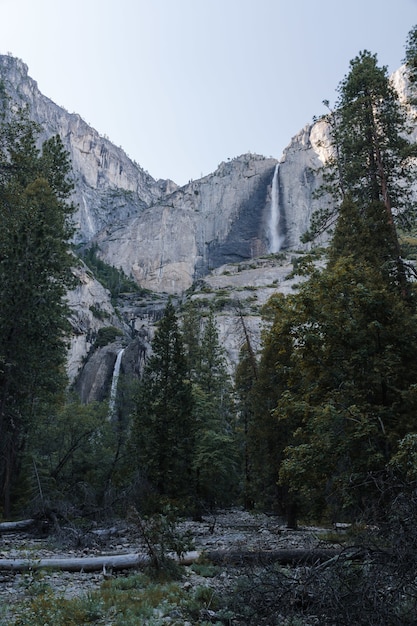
(108, 348, 125, 418)
(268, 164, 284, 253)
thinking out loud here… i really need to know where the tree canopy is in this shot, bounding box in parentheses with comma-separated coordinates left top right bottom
(131, 301, 194, 506)
(0, 106, 75, 516)
(306, 50, 415, 256)
(240, 45, 417, 525)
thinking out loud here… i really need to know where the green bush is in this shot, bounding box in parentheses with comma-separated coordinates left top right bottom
(89, 305, 110, 320)
(93, 326, 123, 348)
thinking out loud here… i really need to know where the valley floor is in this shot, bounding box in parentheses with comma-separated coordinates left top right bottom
(0, 509, 331, 623)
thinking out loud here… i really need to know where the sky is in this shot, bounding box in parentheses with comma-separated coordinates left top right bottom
(0, 0, 416, 186)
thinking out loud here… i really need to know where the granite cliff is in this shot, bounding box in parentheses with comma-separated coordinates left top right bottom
(0, 54, 329, 296)
(1, 54, 414, 400)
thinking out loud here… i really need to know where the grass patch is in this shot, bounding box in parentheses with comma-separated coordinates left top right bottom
(191, 562, 222, 578)
(4, 570, 224, 626)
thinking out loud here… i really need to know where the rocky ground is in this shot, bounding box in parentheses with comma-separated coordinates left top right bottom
(0, 509, 331, 605)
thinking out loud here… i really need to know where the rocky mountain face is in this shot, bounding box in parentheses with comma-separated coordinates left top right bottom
(0, 55, 331, 285)
(1, 54, 413, 402)
(0, 56, 173, 241)
(0, 55, 325, 291)
(96, 154, 278, 293)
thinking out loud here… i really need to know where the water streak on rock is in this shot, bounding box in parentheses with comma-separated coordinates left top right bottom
(108, 348, 125, 418)
(268, 164, 284, 253)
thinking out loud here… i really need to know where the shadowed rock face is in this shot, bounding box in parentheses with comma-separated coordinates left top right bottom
(201, 161, 278, 270)
(277, 120, 333, 249)
(74, 345, 119, 404)
(95, 154, 278, 293)
(0, 56, 279, 293)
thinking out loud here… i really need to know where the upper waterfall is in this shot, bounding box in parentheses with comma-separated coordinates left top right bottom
(268, 164, 284, 253)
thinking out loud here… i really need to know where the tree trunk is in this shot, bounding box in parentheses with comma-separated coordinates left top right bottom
(0, 519, 36, 532)
(0, 548, 345, 572)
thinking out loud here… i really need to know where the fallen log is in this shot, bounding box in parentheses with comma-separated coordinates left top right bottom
(0, 548, 344, 573)
(0, 552, 150, 572)
(0, 519, 36, 533)
(206, 548, 342, 566)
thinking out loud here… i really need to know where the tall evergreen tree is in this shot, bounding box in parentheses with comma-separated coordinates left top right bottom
(190, 309, 239, 510)
(306, 50, 415, 289)
(270, 197, 417, 521)
(245, 46, 417, 523)
(246, 294, 301, 523)
(181, 300, 202, 379)
(0, 107, 75, 516)
(235, 344, 256, 510)
(132, 301, 194, 505)
(404, 24, 417, 86)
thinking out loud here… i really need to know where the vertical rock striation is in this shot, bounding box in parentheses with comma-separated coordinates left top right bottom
(0, 55, 172, 244)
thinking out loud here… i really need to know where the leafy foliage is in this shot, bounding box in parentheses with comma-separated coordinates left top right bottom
(24, 398, 122, 518)
(128, 505, 194, 580)
(277, 254, 417, 520)
(93, 326, 123, 348)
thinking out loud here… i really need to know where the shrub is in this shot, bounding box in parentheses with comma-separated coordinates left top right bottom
(93, 326, 123, 348)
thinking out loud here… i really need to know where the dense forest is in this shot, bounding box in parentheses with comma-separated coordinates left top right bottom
(2, 25, 417, 626)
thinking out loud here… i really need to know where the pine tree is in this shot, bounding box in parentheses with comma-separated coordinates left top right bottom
(277, 253, 417, 520)
(181, 300, 202, 379)
(404, 24, 417, 86)
(132, 301, 194, 505)
(250, 45, 417, 522)
(235, 344, 256, 510)
(0, 107, 75, 516)
(190, 309, 239, 510)
(272, 196, 417, 520)
(306, 49, 415, 279)
(248, 294, 301, 523)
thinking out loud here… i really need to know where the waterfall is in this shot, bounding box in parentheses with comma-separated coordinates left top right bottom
(108, 348, 125, 418)
(268, 163, 284, 253)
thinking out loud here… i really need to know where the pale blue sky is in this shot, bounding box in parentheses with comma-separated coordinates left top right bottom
(0, 0, 416, 185)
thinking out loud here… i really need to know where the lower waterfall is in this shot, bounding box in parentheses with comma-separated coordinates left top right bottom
(268, 163, 284, 253)
(108, 348, 125, 418)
